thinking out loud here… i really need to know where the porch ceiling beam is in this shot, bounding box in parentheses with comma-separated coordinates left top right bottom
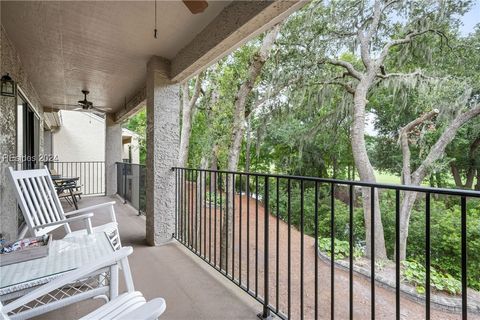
(114, 86, 146, 123)
(170, 0, 306, 82)
(113, 1, 305, 123)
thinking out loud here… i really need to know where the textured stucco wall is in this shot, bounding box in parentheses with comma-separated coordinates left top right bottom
(53, 111, 106, 162)
(0, 26, 44, 240)
(145, 56, 180, 246)
(105, 114, 122, 195)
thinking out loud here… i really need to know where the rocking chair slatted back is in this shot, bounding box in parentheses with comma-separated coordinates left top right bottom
(7, 167, 71, 237)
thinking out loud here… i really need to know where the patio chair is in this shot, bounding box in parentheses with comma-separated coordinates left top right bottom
(0, 247, 167, 320)
(7, 167, 120, 248)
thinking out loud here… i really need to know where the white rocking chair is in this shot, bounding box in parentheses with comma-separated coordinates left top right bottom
(7, 167, 120, 248)
(0, 247, 166, 320)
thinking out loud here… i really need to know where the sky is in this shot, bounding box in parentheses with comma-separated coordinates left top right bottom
(459, 1, 480, 36)
(364, 1, 480, 136)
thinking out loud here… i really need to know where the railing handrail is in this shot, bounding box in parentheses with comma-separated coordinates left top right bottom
(45, 160, 105, 163)
(171, 166, 480, 198)
(116, 161, 146, 167)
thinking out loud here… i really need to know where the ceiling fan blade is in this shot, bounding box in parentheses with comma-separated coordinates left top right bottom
(91, 106, 108, 113)
(52, 103, 81, 108)
(182, 0, 208, 14)
(92, 106, 112, 111)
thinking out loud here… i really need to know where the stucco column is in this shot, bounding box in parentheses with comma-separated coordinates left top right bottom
(105, 114, 122, 196)
(145, 56, 180, 246)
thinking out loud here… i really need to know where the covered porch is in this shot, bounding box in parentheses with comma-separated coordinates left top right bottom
(34, 195, 261, 320)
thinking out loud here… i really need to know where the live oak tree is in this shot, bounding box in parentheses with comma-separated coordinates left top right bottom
(267, 0, 473, 259)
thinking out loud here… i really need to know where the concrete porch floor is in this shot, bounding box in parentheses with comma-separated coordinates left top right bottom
(34, 196, 261, 320)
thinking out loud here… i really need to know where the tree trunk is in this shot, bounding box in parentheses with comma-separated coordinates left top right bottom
(351, 79, 388, 260)
(398, 191, 417, 260)
(476, 169, 480, 191)
(245, 117, 251, 172)
(221, 24, 282, 269)
(178, 74, 203, 167)
(451, 164, 464, 187)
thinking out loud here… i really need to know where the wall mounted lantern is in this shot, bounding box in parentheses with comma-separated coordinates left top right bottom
(1, 73, 16, 97)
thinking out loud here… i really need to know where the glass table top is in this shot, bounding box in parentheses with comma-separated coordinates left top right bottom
(0, 232, 114, 290)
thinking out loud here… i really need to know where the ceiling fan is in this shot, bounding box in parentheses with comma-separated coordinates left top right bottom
(182, 0, 208, 14)
(53, 90, 112, 114)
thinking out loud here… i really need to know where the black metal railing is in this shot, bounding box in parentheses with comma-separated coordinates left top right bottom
(172, 167, 480, 320)
(116, 162, 146, 214)
(45, 161, 105, 195)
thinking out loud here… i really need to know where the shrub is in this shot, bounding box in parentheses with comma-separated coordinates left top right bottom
(318, 237, 364, 260)
(401, 260, 461, 295)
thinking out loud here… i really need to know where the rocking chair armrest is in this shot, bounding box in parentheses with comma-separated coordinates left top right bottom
(65, 201, 117, 223)
(65, 201, 116, 216)
(117, 298, 167, 320)
(33, 213, 94, 230)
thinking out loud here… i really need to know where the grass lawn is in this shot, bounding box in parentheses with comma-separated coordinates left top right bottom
(373, 170, 457, 187)
(374, 170, 401, 184)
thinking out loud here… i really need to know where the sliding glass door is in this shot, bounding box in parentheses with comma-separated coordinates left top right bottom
(17, 93, 40, 169)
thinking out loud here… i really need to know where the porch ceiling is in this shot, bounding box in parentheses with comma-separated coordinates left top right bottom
(1, 0, 231, 113)
(1, 1, 304, 117)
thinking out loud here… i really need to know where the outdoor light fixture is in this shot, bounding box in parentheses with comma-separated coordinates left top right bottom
(1, 73, 16, 97)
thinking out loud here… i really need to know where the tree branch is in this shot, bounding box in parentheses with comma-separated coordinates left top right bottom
(376, 69, 434, 80)
(412, 105, 480, 184)
(398, 109, 440, 184)
(325, 59, 362, 80)
(379, 28, 447, 63)
(317, 80, 355, 94)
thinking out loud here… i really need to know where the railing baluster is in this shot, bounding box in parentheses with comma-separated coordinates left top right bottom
(214, 171, 218, 266)
(232, 172, 236, 280)
(196, 170, 199, 252)
(425, 192, 431, 320)
(247, 173, 251, 292)
(204, 170, 207, 259)
(175, 168, 178, 239)
(190, 170, 195, 250)
(349, 184, 354, 320)
(226, 173, 229, 274)
(331, 183, 335, 320)
(371, 186, 375, 320)
(255, 175, 259, 297)
(461, 196, 467, 320)
(184, 169, 187, 243)
(315, 181, 319, 320)
(276, 177, 280, 314)
(396, 189, 400, 320)
(239, 173, 243, 285)
(287, 178, 291, 320)
(301, 179, 304, 320)
(209, 171, 212, 263)
(260, 175, 270, 319)
(220, 172, 223, 270)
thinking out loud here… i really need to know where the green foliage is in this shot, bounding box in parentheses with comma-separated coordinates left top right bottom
(318, 237, 364, 260)
(376, 191, 480, 291)
(401, 260, 461, 295)
(123, 108, 147, 164)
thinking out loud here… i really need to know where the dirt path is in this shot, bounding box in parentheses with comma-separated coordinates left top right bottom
(178, 184, 478, 320)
